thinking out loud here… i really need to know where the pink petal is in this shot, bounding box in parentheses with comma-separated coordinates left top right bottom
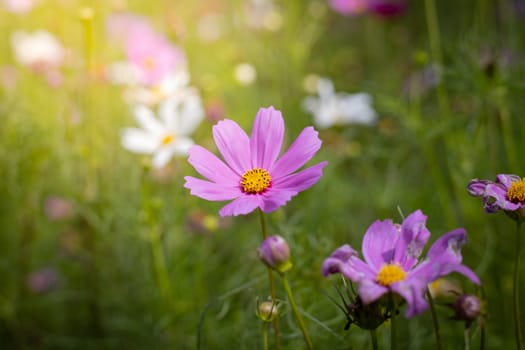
(272, 161, 328, 192)
(184, 176, 240, 201)
(218, 195, 261, 217)
(390, 278, 428, 317)
(361, 219, 399, 271)
(358, 280, 389, 305)
(249, 106, 284, 169)
(394, 210, 430, 270)
(270, 126, 323, 177)
(187, 145, 240, 186)
(212, 119, 251, 176)
(259, 190, 297, 213)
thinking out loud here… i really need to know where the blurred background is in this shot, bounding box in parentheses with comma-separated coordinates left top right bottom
(0, 0, 524, 348)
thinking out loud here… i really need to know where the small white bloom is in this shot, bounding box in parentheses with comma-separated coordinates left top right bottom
(11, 30, 64, 68)
(121, 88, 204, 168)
(303, 77, 377, 129)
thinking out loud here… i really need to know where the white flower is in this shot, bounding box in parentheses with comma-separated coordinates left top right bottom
(121, 89, 204, 168)
(11, 30, 64, 68)
(125, 70, 191, 106)
(303, 77, 377, 129)
(3, 0, 39, 14)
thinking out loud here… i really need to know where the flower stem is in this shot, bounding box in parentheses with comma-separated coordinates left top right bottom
(370, 329, 379, 350)
(464, 327, 470, 350)
(480, 319, 486, 350)
(259, 210, 280, 350)
(424, 0, 450, 119)
(426, 288, 442, 350)
(282, 274, 313, 350)
(389, 293, 397, 350)
(262, 322, 269, 350)
(149, 226, 173, 303)
(513, 221, 523, 350)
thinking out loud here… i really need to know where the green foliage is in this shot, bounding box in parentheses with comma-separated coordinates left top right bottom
(1, 0, 524, 349)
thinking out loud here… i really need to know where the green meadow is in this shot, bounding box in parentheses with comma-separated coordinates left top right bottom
(1, 0, 524, 349)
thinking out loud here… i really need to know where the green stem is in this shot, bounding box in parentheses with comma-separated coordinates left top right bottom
(424, 0, 450, 118)
(464, 327, 470, 350)
(149, 226, 173, 302)
(282, 274, 313, 350)
(480, 319, 485, 350)
(262, 322, 269, 350)
(513, 221, 523, 350)
(370, 329, 379, 350)
(426, 288, 442, 350)
(389, 293, 397, 350)
(259, 210, 280, 350)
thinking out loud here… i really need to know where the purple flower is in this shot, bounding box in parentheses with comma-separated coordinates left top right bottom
(258, 235, 292, 273)
(184, 106, 328, 217)
(322, 210, 480, 317)
(467, 174, 525, 214)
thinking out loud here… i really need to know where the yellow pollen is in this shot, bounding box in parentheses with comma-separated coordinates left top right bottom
(507, 179, 525, 203)
(161, 134, 174, 145)
(240, 168, 271, 194)
(376, 264, 407, 286)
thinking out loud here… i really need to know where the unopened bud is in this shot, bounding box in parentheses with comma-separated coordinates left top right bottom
(257, 301, 278, 322)
(257, 235, 292, 273)
(452, 294, 482, 326)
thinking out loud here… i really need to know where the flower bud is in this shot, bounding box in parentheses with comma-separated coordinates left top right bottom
(257, 235, 292, 273)
(257, 301, 278, 322)
(452, 294, 482, 326)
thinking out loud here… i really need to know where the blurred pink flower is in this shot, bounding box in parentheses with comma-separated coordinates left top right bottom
(125, 27, 186, 86)
(369, 0, 406, 18)
(44, 196, 74, 221)
(27, 267, 60, 294)
(106, 12, 152, 45)
(328, 0, 406, 17)
(329, 0, 369, 16)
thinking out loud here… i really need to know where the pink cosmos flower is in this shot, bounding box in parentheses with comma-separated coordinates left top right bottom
(184, 106, 328, 217)
(467, 174, 525, 214)
(322, 210, 480, 317)
(125, 27, 186, 86)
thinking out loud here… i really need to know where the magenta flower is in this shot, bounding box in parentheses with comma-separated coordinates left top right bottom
(322, 210, 480, 317)
(467, 174, 525, 214)
(184, 106, 328, 217)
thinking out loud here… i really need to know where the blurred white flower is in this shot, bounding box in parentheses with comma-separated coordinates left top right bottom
(303, 77, 377, 129)
(245, 0, 283, 32)
(197, 13, 225, 42)
(123, 70, 191, 106)
(121, 89, 204, 168)
(3, 0, 39, 14)
(234, 63, 257, 85)
(11, 30, 64, 68)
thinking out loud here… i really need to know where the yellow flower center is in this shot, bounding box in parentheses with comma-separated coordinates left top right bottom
(507, 179, 525, 203)
(161, 134, 174, 146)
(376, 264, 407, 286)
(240, 168, 271, 194)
